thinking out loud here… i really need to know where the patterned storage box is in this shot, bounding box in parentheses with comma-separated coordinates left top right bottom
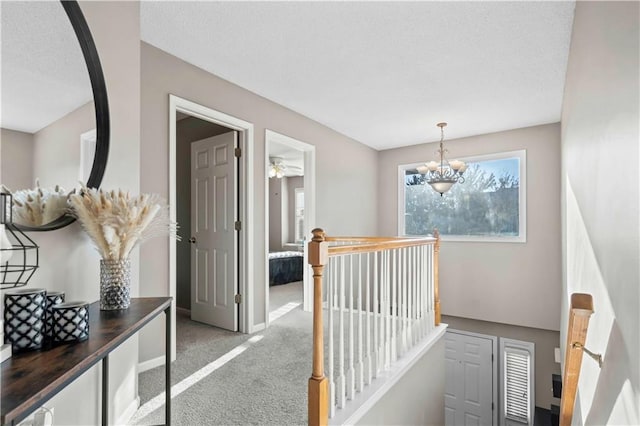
(3, 288, 46, 351)
(44, 291, 65, 340)
(52, 302, 89, 343)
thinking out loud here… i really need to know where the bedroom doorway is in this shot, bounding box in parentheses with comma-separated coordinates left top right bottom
(265, 130, 316, 323)
(169, 95, 255, 351)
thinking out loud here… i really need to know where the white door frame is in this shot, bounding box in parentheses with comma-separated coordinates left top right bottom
(169, 95, 255, 358)
(447, 328, 499, 426)
(264, 129, 316, 315)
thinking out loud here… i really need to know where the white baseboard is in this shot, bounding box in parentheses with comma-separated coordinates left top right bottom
(116, 396, 140, 426)
(176, 307, 191, 316)
(248, 322, 265, 333)
(138, 356, 165, 373)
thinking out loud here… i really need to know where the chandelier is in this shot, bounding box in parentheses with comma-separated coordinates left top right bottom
(416, 122, 467, 196)
(268, 158, 286, 179)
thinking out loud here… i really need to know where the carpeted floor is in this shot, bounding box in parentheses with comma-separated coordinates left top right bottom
(132, 282, 308, 426)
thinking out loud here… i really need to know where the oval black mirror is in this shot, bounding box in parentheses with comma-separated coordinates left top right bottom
(2, 0, 110, 231)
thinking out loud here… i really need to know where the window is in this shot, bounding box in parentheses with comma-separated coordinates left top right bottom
(500, 338, 535, 426)
(399, 150, 526, 242)
(294, 188, 304, 243)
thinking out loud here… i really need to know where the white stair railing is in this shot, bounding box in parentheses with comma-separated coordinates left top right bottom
(307, 230, 441, 425)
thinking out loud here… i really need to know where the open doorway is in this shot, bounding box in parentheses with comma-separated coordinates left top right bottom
(169, 95, 255, 361)
(175, 112, 239, 330)
(265, 130, 316, 323)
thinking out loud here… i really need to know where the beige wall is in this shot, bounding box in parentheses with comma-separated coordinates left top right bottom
(139, 42, 378, 362)
(378, 123, 562, 331)
(1, 128, 34, 190)
(561, 2, 639, 425)
(355, 335, 445, 426)
(175, 117, 229, 310)
(443, 315, 561, 410)
(16, 2, 142, 425)
(32, 101, 94, 191)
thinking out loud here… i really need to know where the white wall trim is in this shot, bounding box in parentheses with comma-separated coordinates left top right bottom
(116, 395, 140, 426)
(330, 325, 447, 426)
(169, 95, 256, 347)
(138, 355, 165, 373)
(264, 129, 316, 315)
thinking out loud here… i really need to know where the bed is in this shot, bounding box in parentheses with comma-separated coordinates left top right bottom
(269, 251, 303, 286)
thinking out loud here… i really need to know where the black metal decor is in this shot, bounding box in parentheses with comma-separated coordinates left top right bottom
(1, 193, 39, 289)
(14, 0, 110, 232)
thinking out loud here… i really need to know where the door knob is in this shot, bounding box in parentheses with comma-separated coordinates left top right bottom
(189, 237, 197, 244)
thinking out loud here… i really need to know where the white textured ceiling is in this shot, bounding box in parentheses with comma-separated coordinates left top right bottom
(269, 141, 304, 177)
(141, 1, 575, 150)
(1, 1, 92, 133)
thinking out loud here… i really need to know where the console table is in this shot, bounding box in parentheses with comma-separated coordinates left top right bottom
(1, 297, 172, 426)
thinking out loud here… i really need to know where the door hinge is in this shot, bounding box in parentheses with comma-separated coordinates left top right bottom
(492, 354, 494, 362)
(492, 402, 494, 410)
(235, 221, 242, 231)
(234, 147, 242, 158)
(235, 294, 242, 304)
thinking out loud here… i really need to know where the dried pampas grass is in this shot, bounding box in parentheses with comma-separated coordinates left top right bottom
(69, 186, 179, 260)
(2, 180, 70, 227)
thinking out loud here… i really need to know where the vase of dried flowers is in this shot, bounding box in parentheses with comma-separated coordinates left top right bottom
(69, 186, 177, 310)
(99, 258, 131, 310)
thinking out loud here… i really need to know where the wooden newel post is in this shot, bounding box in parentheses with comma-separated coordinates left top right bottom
(308, 228, 329, 426)
(433, 229, 441, 326)
(560, 293, 594, 426)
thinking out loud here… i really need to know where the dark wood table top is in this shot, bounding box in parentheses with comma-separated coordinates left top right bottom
(1, 297, 172, 425)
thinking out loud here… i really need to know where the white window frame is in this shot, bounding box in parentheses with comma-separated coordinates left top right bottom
(294, 187, 304, 243)
(499, 337, 535, 426)
(397, 149, 527, 243)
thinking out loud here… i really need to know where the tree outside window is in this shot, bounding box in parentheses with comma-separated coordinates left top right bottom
(402, 151, 526, 241)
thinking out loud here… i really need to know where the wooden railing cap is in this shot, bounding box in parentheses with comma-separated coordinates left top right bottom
(571, 293, 594, 315)
(311, 228, 325, 242)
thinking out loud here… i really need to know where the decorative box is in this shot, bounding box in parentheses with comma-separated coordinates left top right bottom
(52, 302, 89, 343)
(3, 288, 46, 351)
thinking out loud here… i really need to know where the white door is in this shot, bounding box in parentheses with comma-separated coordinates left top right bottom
(191, 131, 238, 331)
(445, 330, 495, 426)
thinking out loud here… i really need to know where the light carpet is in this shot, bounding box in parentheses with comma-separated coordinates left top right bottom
(132, 282, 309, 426)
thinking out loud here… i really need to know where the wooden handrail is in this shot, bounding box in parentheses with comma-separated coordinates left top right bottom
(308, 228, 329, 426)
(560, 293, 594, 426)
(327, 236, 437, 256)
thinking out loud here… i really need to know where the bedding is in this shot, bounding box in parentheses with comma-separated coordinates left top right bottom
(269, 251, 303, 286)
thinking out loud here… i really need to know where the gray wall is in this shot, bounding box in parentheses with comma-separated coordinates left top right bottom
(378, 123, 562, 331)
(175, 117, 229, 310)
(355, 335, 445, 426)
(32, 101, 94, 191)
(442, 315, 561, 410)
(1, 128, 34, 190)
(17, 2, 141, 424)
(560, 2, 639, 425)
(139, 42, 378, 362)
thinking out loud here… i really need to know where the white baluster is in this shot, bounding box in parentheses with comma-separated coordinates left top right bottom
(373, 250, 380, 377)
(338, 256, 346, 409)
(391, 249, 397, 363)
(365, 252, 372, 385)
(328, 259, 335, 418)
(356, 254, 364, 392)
(347, 255, 355, 400)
